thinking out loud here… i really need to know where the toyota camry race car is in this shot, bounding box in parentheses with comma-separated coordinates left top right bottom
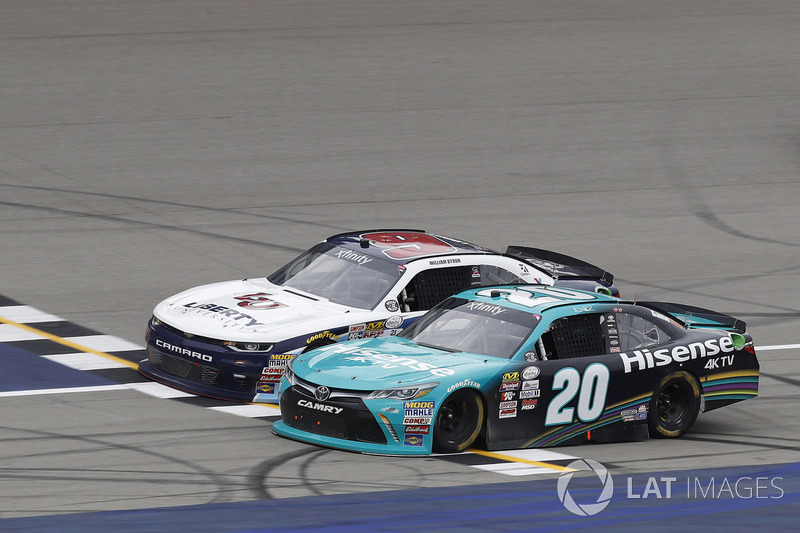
(140, 230, 617, 403)
(272, 285, 759, 455)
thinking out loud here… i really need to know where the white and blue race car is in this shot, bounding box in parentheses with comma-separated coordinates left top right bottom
(140, 230, 617, 403)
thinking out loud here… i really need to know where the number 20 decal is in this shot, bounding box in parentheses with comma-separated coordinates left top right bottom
(544, 364, 610, 426)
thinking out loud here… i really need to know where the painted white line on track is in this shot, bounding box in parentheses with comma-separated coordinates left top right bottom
(61, 335, 143, 352)
(125, 382, 196, 398)
(0, 385, 131, 397)
(208, 404, 282, 418)
(0, 305, 63, 323)
(0, 324, 49, 342)
(470, 463, 563, 476)
(42, 352, 130, 371)
(757, 344, 800, 351)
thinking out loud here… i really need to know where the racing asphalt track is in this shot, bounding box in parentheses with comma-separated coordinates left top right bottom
(1, 0, 800, 530)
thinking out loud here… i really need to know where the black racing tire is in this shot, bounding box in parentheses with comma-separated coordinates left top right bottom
(648, 371, 701, 438)
(432, 389, 484, 453)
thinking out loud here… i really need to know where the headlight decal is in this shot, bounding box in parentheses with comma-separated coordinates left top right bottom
(365, 382, 439, 401)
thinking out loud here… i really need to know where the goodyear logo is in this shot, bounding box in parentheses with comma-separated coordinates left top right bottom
(306, 331, 337, 344)
(502, 372, 520, 382)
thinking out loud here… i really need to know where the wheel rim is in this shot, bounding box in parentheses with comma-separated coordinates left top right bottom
(658, 382, 689, 428)
(438, 398, 469, 440)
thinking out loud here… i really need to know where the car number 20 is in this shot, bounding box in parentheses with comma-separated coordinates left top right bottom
(544, 364, 610, 426)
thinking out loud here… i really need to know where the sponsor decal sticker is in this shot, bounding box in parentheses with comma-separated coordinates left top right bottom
(385, 300, 400, 312)
(335, 249, 373, 265)
(500, 381, 521, 391)
(522, 380, 540, 390)
(501, 391, 516, 401)
(234, 292, 286, 309)
(385, 315, 404, 329)
(404, 401, 435, 417)
(181, 302, 264, 327)
(306, 331, 338, 345)
(404, 434, 425, 446)
(522, 366, 540, 380)
(467, 302, 506, 316)
(502, 372, 520, 382)
(405, 425, 431, 435)
(403, 417, 433, 425)
(521, 399, 537, 410)
(320, 345, 455, 376)
(520, 390, 539, 399)
(255, 382, 275, 394)
(499, 401, 518, 409)
(619, 336, 736, 373)
(446, 379, 480, 393)
(499, 408, 517, 419)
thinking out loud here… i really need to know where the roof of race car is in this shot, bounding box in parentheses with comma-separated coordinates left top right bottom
(455, 284, 621, 314)
(325, 229, 497, 263)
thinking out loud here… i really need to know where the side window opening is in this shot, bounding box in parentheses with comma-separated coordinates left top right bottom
(537, 313, 607, 360)
(615, 313, 670, 351)
(398, 266, 474, 312)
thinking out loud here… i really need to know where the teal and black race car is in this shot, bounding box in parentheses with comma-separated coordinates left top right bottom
(272, 285, 759, 455)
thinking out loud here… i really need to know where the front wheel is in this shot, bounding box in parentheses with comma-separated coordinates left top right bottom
(432, 389, 484, 453)
(648, 371, 701, 438)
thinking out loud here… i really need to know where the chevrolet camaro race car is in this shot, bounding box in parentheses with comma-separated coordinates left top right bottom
(272, 285, 759, 455)
(140, 230, 617, 403)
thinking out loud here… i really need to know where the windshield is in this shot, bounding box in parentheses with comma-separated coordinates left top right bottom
(401, 297, 540, 358)
(268, 243, 403, 309)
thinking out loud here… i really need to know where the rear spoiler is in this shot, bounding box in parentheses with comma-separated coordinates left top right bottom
(504, 246, 614, 285)
(640, 301, 747, 333)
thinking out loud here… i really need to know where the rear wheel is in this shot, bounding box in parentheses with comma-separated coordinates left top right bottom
(648, 371, 701, 438)
(433, 389, 484, 453)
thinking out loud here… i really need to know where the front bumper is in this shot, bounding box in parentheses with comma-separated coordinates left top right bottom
(274, 381, 434, 456)
(140, 322, 284, 403)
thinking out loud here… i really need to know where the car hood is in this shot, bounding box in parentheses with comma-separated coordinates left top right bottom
(153, 278, 353, 340)
(291, 337, 507, 390)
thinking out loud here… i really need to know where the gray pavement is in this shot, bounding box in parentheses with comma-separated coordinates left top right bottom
(1, 0, 799, 521)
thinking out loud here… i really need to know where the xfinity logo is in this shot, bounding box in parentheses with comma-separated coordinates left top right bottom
(335, 249, 373, 265)
(155, 339, 212, 362)
(297, 399, 343, 414)
(619, 336, 735, 373)
(466, 302, 506, 315)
